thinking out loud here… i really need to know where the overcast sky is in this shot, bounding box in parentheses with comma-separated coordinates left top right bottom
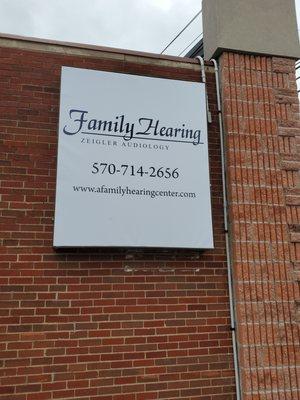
(0, 0, 299, 57)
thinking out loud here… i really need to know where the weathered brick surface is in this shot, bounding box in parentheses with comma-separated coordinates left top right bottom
(0, 39, 235, 399)
(220, 52, 300, 399)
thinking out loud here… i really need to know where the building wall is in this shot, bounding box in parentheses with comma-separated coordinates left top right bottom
(0, 37, 235, 400)
(220, 52, 300, 399)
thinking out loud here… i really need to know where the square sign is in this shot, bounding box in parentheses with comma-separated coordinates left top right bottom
(53, 67, 214, 248)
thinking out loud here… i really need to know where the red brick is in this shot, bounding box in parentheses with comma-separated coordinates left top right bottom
(16, 384, 41, 393)
(0, 36, 247, 400)
(220, 51, 300, 399)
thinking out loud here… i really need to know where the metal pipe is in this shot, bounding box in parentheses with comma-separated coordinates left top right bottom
(196, 55, 206, 83)
(210, 58, 242, 400)
(195, 56, 212, 123)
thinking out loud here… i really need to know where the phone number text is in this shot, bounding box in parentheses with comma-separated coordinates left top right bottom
(92, 163, 180, 179)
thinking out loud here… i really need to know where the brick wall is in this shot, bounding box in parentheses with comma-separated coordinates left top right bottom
(0, 38, 235, 400)
(220, 52, 300, 399)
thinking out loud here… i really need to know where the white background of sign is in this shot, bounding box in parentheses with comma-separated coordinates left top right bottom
(54, 67, 213, 248)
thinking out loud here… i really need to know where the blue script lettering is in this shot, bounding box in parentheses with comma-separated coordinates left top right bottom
(63, 109, 88, 135)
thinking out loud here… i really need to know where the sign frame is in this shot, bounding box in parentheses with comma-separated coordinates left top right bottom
(53, 66, 214, 249)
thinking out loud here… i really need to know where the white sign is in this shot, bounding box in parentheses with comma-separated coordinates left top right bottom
(53, 67, 213, 248)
